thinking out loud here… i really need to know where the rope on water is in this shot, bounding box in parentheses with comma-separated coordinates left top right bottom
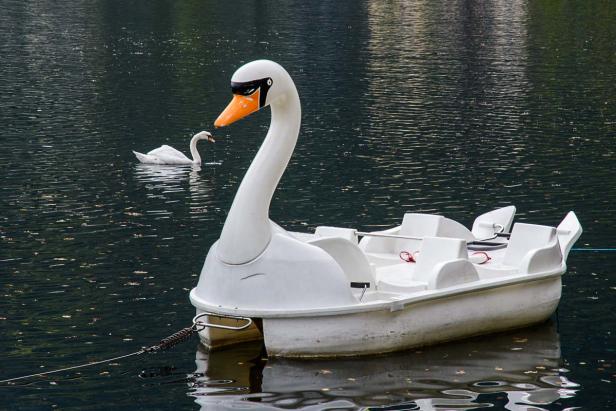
(0, 324, 199, 385)
(0, 312, 252, 385)
(0, 351, 145, 385)
(571, 248, 616, 252)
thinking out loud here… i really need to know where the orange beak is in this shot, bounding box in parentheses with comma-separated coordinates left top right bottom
(214, 90, 260, 127)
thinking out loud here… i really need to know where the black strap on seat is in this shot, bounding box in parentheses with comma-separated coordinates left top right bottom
(467, 240, 508, 251)
(350, 282, 371, 289)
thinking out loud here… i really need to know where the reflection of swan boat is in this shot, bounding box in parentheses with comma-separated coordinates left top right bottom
(189, 60, 583, 357)
(190, 323, 578, 410)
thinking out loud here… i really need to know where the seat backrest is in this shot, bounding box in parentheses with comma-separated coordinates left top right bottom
(438, 217, 475, 241)
(414, 237, 467, 283)
(397, 213, 474, 251)
(400, 213, 443, 237)
(397, 214, 443, 252)
(503, 223, 557, 267)
(556, 211, 583, 260)
(315, 226, 357, 244)
(472, 205, 516, 240)
(308, 237, 375, 288)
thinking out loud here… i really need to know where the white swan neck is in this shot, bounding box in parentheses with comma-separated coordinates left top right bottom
(217, 89, 301, 265)
(189, 135, 201, 164)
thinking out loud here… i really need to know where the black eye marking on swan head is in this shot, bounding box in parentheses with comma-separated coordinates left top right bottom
(231, 77, 272, 108)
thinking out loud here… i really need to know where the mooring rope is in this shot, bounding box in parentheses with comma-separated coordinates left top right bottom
(571, 248, 616, 252)
(0, 325, 199, 385)
(0, 351, 145, 384)
(0, 312, 253, 385)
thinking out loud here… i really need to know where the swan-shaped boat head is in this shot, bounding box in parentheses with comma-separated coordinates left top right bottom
(214, 60, 295, 127)
(213, 60, 301, 265)
(193, 59, 361, 314)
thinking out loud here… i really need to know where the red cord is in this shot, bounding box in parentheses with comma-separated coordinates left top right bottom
(401, 251, 490, 264)
(472, 251, 492, 264)
(400, 250, 418, 263)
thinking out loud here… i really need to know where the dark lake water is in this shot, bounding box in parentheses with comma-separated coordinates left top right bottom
(1, 0, 615, 409)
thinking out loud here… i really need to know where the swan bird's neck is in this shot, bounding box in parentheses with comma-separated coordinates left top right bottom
(218, 89, 301, 265)
(189, 135, 202, 164)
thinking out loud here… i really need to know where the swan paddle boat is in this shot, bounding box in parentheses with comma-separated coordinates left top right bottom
(133, 130, 214, 165)
(189, 60, 583, 358)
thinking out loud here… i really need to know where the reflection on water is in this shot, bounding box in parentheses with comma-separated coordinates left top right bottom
(134, 163, 205, 194)
(189, 322, 579, 410)
(133, 162, 221, 220)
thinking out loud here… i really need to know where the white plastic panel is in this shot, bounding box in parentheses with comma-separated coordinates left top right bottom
(503, 223, 557, 268)
(556, 211, 583, 260)
(472, 206, 516, 239)
(308, 236, 375, 290)
(315, 226, 357, 243)
(414, 237, 467, 283)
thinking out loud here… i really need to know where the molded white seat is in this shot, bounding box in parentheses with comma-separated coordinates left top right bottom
(478, 222, 562, 275)
(397, 213, 474, 249)
(415, 237, 479, 289)
(289, 231, 316, 242)
(308, 236, 375, 293)
(395, 213, 441, 252)
(378, 237, 479, 292)
(376, 263, 426, 293)
(414, 237, 467, 282)
(503, 223, 557, 267)
(360, 214, 474, 264)
(472, 206, 516, 240)
(315, 226, 357, 243)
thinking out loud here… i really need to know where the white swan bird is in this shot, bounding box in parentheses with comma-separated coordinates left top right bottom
(133, 131, 215, 165)
(189, 60, 582, 358)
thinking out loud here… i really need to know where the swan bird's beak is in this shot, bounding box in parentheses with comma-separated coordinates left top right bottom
(214, 90, 260, 127)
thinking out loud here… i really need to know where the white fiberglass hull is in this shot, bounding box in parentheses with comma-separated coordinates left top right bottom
(194, 274, 561, 358)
